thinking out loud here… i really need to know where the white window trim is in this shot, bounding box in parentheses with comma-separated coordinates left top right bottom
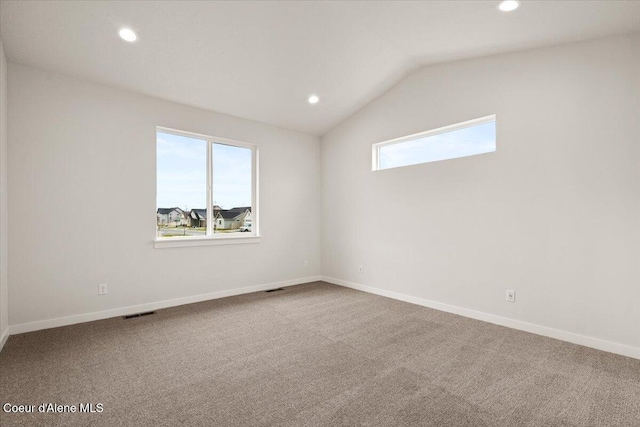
(154, 126, 259, 248)
(372, 114, 496, 171)
(154, 235, 261, 249)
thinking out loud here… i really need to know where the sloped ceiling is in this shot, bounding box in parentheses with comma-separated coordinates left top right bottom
(1, 1, 639, 136)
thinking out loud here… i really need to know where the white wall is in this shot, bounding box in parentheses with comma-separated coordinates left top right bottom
(321, 34, 640, 355)
(0, 41, 8, 346)
(8, 63, 321, 328)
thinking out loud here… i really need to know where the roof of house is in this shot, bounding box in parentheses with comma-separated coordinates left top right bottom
(217, 210, 242, 220)
(157, 207, 181, 215)
(228, 206, 251, 213)
(216, 207, 251, 220)
(190, 209, 207, 219)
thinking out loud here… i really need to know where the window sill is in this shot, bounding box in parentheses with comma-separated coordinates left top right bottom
(154, 235, 261, 249)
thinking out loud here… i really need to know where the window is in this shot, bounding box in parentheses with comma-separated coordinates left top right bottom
(372, 115, 496, 171)
(156, 127, 258, 247)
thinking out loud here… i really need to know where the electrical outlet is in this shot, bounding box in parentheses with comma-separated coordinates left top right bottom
(98, 283, 108, 295)
(358, 265, 364, 274)
(506, 289, 515, 302)
(304, 260, 309, 268)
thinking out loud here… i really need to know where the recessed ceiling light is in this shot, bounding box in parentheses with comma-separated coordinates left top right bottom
(118, 28, 138, 42)
(308, 95, 319, 104)
(498, 0, 520, 12)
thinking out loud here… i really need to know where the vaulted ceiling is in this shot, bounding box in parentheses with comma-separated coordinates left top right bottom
(2, 1, 639, 136)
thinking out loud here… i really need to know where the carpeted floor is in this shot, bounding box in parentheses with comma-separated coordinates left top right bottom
(1, 281, 639, 426)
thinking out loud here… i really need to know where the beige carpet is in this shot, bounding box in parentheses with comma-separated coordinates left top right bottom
(1, 281, 639, 426)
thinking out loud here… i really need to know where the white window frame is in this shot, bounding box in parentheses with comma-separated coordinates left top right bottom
(372, 114, 496, 171)
(154, 126, 260, 248)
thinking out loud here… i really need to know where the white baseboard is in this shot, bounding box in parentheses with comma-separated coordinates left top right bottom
(7, 275, 322, 337)
(321, 276, 640, 360)
(0, 328, 9, 352)
(6, 275, 638, 361)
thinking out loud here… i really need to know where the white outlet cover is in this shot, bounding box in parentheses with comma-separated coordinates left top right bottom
(506, 290, 515, 302)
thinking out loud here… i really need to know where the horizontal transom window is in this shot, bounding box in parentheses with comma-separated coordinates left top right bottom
(372, 115, 496, 171)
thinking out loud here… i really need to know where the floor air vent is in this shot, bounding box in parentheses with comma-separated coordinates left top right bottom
(123, 311, 156, 319)
(265, 288, 284, 293)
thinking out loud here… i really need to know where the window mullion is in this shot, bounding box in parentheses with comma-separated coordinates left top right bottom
(206, 140, 213, 236)
(252, 147, 258, 236)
